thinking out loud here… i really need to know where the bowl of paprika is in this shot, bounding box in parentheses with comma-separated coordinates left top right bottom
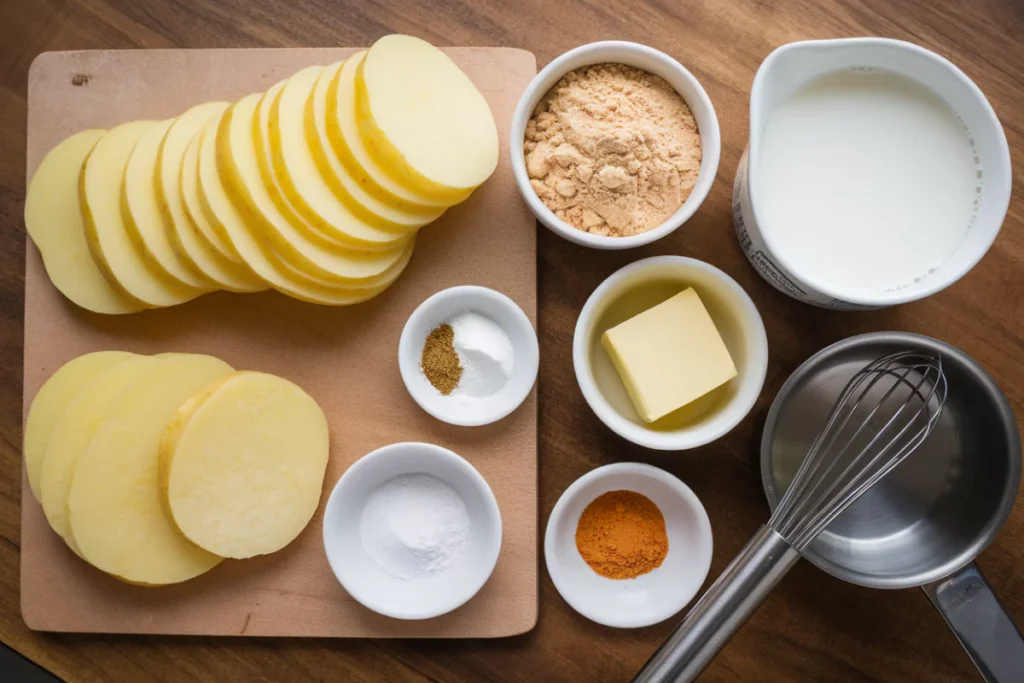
(544, 462, 713, 628)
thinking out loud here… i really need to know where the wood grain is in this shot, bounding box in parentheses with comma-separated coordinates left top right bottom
(1, 0, 1022, 681)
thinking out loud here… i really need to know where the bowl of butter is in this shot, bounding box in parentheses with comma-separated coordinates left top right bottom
(573, 256, 768, 450)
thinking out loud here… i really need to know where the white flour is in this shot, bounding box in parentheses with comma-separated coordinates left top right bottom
(448, 311, 514, 399)
(359, 473, 470, 580)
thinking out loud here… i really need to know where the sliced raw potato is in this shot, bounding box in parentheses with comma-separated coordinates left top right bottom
(252, 82, 410, 254)
(357, 34, 498, 198)
(158, 101, 248, 291)
(25, 129, 143, 315)
(67, 354, 233, 584)
(179, 130, 268, 293)
(272, 64, 438, 233)
(218, 92, 409, 283)
(23, 351, 135, 502)
(180, 127, 244, 265)
(325, 56, 454, 211)
(161, 372, 329, 558)
(122, 118, 213, 290)
(198, 114, 415, 304)
(40, 355, 161, 551)
(81, 120, 202, 308)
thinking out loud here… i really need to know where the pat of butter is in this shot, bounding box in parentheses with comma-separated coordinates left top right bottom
(601, 288, 737, 423)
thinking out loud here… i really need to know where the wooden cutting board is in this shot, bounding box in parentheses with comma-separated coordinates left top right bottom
(21, 47, 538, 638)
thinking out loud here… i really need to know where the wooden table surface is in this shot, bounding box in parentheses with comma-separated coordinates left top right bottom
(1, 0, 1021, 681)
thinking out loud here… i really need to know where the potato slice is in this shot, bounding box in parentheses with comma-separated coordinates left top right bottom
(325, 55, 456, 211)
(81, 121, 202, 308)
(24, 351, 135, 502)
(251, 81, 410, 254)
(40, 355, 161, 550)
(179, 129, 269, 293)
(357, 35, 498, 197)
(122, 118, 214, 291)
(67, 354, 233, 584)
(272, 64, 439, 232)
(196, 115, 415, 305)
(253, 82, 411, 254)
(25, 129, 143, 315)
(161, 371, 329, 559)
(158, 101, 252, 292)
(218, 92, 409, 283)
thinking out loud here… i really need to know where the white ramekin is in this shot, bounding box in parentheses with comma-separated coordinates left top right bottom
(573, 256, 768, 450)
(510, 41, 721, 250)
(545, 462, 713, 627)
(323, 442, 502, 620)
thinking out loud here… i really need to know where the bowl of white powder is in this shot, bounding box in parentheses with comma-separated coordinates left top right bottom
(322, 442, 502, 620)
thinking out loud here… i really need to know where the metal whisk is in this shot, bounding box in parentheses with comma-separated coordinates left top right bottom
(634, 350, 948, 683)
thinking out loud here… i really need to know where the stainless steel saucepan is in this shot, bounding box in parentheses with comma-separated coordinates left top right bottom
(634, 331, 1023, 682)
(762, 332, 1023, 681)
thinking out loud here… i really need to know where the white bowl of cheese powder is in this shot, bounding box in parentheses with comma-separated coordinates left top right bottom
(511, 41, 721, 249)
(323, 442, 502, 620)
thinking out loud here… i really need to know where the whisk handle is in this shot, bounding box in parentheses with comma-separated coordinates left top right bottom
(923, 563, 1024, 682)
(633, 526, 800, 683)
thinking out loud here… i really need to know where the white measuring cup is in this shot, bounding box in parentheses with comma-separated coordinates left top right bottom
(732, 38, 1011, 309)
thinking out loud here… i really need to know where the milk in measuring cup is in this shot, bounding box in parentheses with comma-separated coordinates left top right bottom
(758, 70, 980, 293)
(733, 38, 1011, 309)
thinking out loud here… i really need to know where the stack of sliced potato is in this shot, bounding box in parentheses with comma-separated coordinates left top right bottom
(24, 34, 499, 313)
(25, 352, 329, 585)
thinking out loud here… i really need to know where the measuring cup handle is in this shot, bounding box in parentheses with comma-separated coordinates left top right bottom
(922, 562, 1024, 683)
(632, 526, 801, 683)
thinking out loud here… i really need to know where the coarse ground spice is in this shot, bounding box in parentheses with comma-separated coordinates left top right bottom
(575, 490, 668, 579)
(421, 323, 462, 395)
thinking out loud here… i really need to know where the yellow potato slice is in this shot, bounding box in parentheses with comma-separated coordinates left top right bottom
(197, 114, 416, 305)
(179, 130, 268, 293)
(122, 118, 214, 290)
(158, 101, 251, 291)
(272, 64, 439, 233)
(325, 55, 457, 211)
(357, 34, 498, 197)
(68, 354, 233, 584)
(24, 351, 135, 502)
(252, 81, 411, 253)
(40, 355, 161, 551)
(81, 121, 202, 308)
(217, 92, 409, 283)
(25, 129, 143, 315)
(180, 126, 243, 265)
(161, 371, 329, 559)
(253, 80, 412, 254)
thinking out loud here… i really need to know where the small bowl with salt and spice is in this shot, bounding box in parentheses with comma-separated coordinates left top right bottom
(398, 285, 539, 426)
(322, 442, 502, 620)
(511, 41, 721, 249)
(545, 462, 713, 628)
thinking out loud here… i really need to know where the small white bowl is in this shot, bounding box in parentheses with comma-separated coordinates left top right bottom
(545, 462, 713, 628)
(322, 442, 502, 620)
(510, 41, 721, 250)
(398, 286, 539, 427)
(574, 256, 768, 450)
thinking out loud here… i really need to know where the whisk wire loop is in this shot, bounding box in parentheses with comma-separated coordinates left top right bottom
(768, 350, 948, 550)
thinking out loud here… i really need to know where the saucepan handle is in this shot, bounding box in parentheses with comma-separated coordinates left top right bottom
(632, 525, 802, 683)
(922, 562, 1024, 683)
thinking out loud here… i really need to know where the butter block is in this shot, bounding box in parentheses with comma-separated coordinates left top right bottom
(601, 288, 737, 423)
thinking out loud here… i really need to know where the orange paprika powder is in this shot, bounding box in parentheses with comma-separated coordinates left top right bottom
(575, 490, 668, 579)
